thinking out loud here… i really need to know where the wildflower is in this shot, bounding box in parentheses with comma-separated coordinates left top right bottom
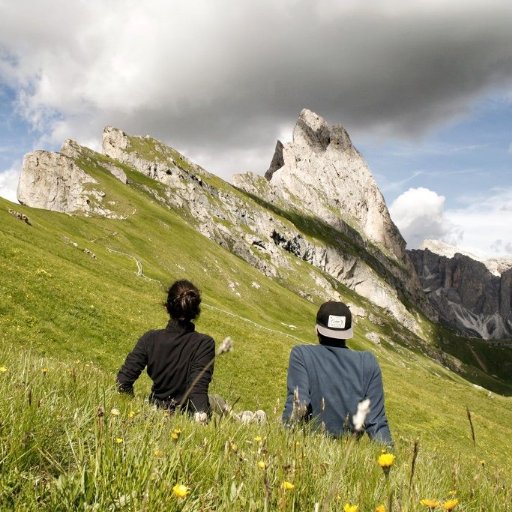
(420, 499, 440, 510)
(281, 481, 295, 491)
(352, 398, 370, 431)
(172, 484, 190, 498)
(127, 410, 136, 419)
(254, 435, 263, 443)
(375, 505, 385, 512)
(0, 366, 8, 373)
(111, 408, 121, 416)
(171, 428, 182, 440)
(448, 490, 457, 496)
(442, 499, 459, 511)
(154, 449, 164, 457)
(378, 452, 395, 476)
(217, 336, 234, 355)
(343, 504, 359, 512)
(114, 437, 124, 444)
(42, 367, 48, 374)
(257, 460, 266, 469)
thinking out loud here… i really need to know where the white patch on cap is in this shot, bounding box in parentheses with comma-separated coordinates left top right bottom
(327, 315, 346, 329)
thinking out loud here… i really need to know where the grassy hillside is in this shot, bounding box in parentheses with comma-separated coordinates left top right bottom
(1, 164, 512, 510)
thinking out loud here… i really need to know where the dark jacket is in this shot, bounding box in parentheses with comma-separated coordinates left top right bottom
(116, 319, 215, 413)
(282, 341, 392, 445)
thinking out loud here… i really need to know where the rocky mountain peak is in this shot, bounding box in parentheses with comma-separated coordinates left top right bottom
(292, 108, 354, 154)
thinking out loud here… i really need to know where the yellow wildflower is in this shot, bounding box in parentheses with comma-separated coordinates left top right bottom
(420, 498, 440, 509)
(42, 367, 48, 374)
(172, 483, 190, 498)
(114, 437, 124, 444)
(442, 499, 459, 511)
(448, 490, 457, 496)
(281, 481, 295, 491)
(254, 435, 263, 443)
(0, 366, 8, 373)
(257, 460, 266, 469)
(377, 453, 395, 468)
(171, 428, 182, 440)
(127, 410, 136, 419)
(110, 408, 120, 416)
(343, 504, 358, 512)
(375, 505, 386, 512)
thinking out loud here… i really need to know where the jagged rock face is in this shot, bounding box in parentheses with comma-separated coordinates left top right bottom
(61, 139, 128, 184)
(18, 151, 101, 214)
(235, 109, 434, 325)
(101, 126, 428, 335)
(409, 248, 512, 339)
(259, 109, 407, 263)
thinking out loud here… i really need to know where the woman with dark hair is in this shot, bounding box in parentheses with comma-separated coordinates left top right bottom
(116, 280, 215, 416)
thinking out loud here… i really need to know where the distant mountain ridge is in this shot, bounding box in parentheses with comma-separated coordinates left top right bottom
(16, 109, 511, 342)
(409, 241, 512, 339)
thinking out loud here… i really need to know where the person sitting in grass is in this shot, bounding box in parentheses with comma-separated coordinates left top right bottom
(116, 279, 215, 418)
(282, 301, 393, 445)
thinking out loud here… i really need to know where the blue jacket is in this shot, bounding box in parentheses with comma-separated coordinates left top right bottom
(282, 342, 392, 445)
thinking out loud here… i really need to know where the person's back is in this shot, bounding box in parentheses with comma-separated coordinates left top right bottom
(117, 280, 215, 415)
(282, 301, 392, 445)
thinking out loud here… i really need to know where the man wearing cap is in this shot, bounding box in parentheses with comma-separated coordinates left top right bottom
(282, 301, 392, 445)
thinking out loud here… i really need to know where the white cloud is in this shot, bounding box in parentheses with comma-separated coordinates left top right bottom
(444, 188, 512, 257)
(390, 186, 512, 257)
(0, 165, 21, 203)
(389, 187, 462, 249)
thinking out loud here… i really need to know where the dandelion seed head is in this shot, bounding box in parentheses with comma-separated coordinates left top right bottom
(110, 408, 121, 416)
(217, 336, 233, 355)
(194, 411, 208, 424)
(353, 398, 371, 431)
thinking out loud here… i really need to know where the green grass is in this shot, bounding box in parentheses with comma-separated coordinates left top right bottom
(2, 159, 512, 510)
(1, 348, 511, 511)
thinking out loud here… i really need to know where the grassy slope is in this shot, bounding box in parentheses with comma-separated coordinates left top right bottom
(1, 165, 512, 490)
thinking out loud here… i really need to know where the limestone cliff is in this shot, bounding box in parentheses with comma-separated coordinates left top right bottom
(409, 246, 512, 339)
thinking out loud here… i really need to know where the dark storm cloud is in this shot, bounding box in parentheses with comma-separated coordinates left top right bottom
(2, 1, 512, 175)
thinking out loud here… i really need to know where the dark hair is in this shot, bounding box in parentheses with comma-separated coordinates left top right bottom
(165, 280, 201, 321)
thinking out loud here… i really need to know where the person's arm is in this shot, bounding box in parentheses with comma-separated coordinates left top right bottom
(116, 332, 151, 395)
(186, 337, 215, 413)
(363, 353, 393, 446)
(282, 347, 311, 424)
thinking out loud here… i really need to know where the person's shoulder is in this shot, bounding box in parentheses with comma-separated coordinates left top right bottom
(194, 331, 215, 345)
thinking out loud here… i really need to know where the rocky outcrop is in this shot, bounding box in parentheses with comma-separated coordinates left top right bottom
(409, 248, 512, 339)
(18, 151, 100, 214)
(241, 109, 407, 262)
(235, 109, 434, 323)
(17, 144, 126, 218)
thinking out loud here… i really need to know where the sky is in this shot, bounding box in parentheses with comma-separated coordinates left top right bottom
(1, 0, 511, 258)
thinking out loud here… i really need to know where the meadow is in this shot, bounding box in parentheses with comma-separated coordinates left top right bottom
(1, 161, 512, 511)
